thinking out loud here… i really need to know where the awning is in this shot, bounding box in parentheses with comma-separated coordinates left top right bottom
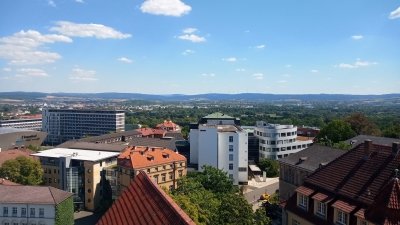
(249, 164, 261, 172)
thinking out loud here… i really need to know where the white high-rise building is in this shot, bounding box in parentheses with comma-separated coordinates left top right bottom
(43, 109, 125, 145)
(255, 121, 313, 160)
(189, 113, 248, 185)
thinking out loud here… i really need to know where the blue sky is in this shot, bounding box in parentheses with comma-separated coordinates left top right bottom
(0, 0, 399, 94)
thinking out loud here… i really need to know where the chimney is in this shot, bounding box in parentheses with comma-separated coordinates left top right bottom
(392, 142, 399, 155)
(364, 139, 372, 156)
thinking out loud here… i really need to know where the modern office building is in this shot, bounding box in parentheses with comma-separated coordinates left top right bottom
(32, 148, 120, 211)
(189, 113, 248, 185)
(0, 184, 73, 225)
(0, 128, 47, 151)
(242, 126, 260, 163)
(254, 121, 313, 160)
(118, 146, 187, 193)
(42, 109, 125, 145)
(0, 115, 42, 131)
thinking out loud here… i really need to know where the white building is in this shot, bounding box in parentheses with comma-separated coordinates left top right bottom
(0, 185, 73, 225)
(255, 121, 313, 160)
(42, 109, 125, 145)
(189, 113, 248, 185)
(0, 117, 42, 131)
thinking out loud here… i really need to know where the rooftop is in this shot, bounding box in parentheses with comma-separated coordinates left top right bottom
(127, 137, 177, 150)
(199, 124, 243, 132)
(0, 127, 37, 134)
(32, 148, 120, 161)
(0, 185, 72, 205)
(346, 135, 400, 147)
(118, 146, 186, 169)
(57, 141, 128, 152)
(203, 112, 235, 119)
(0, 149, 36, 166)
(279, 144, 345, 172)
(77, 129, 142, 142)
(96, 171, 195, 225)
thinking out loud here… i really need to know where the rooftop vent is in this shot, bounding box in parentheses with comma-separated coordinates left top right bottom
(162, 153, 169, 158)
(363, 139, 373, 160)
(392, 142, 399, 156)
(146, 155, 154, 161)
(299, 157, 308, 163)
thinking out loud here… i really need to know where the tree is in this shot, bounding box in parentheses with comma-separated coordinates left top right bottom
(257, 159, 279, 177)
(344, 112, 381, 136)
(253, 208, 271, 225)
(383, 124, 400, 139)
(0, 156, 43, 185)
(317, 119, 356, 144)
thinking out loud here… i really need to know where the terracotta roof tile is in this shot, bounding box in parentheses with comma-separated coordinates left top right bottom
(332, 199, 357, 213)
(295, 186, 314, 196)
(0, 178, 19, 185)
(0, 149, 36, 166)
(96, 171, 195, 225)
(311, 192, 333, 203)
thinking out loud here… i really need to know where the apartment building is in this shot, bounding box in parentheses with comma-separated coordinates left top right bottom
(42, 109, 125, 145)
(189, 113, 248, 185)
(254, 121, 313, 160)
(0, 185, 73, 225)
(32, 148, 119, 211)
(118, 146, 187, 192)
(156, 120, 181, 132)
(284, 140, 400, 225)
(0, 115, 42, 131)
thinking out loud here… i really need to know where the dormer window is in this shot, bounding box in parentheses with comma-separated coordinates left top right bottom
(297, 193, 308, 209)
(316, 201, 326, 217)
(336, 209, 348, 225)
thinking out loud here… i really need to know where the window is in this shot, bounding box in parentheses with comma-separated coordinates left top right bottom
(21, 207, 26, 217)
(48, 178, 52, 183)
(316, 201, 326, 216)
(169, 172, 173, 180)
(39, 208, 44, 218)
(87, 189, 92, 193)
(88, 199, 91, 203)
(229, 136, 233, 142)
(30, 208, 35, 217)
(229, 163, 233, 170)
(12, 207, 17, 217)
(229, 174, 233, 179)
(3, 207, 8, 216)
(292, 219, 300, 225)
(337, 209, 348, 225)
(178, 170, 183, 177)
(229, 145, 233, 152)
(153, 175, 159, 183)
(359, 220, 368, 225)
(161, 173, 166, 182)
(239, 167, 247, 172)
(270, 141, 276, 145)
(229, 154, 234, 161)
(298, 193, 308, 209)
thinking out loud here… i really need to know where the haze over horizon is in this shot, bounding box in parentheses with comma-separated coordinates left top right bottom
(0, 0, 399, 95)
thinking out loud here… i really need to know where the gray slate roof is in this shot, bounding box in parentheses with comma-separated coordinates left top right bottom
(128, 137, 177, 151)
(0, 185, 72, 205)
(278, 144, 345, 172)
(346, 135, 400, 147)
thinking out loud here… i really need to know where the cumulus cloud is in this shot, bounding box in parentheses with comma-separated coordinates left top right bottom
(69, 68, 97, 81)
(75, 0, 85, 3)
(177, 28, 206, 43)
(182, 49, 195, 55)
(201, 73, 215, 77)
(50, 21, 131, 39)
(0, 30, 72, 65)
(255, 44, 266, 49)
(389, 6, 400, 19)
(2, 67, 11, 72)
(235, 68, 246, 72)
(351, 35, 363, 40)
(183, 28, 197, 34)
(48, 0, 56, 7)
(285, 64, 292, 68)
(222, 57, 237, 62)
(140, 0, 191, 17)
(337, 59, 378, 69)
(311, 69, 319, 73)
(16, 68, 48, 77)
(252, 73, 264, 80)
(117, 57, 133, 64)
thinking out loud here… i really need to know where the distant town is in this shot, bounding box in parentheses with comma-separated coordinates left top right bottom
(0, 93, 399, 225)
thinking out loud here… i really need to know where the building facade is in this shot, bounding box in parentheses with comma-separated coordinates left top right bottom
(254, 121, 313, 160)
(189, 113, 248, 185)
(0, 128, 46, 151)
(32, 148, 119, 211)
(0, 185, 73, 225)
(118, 146, 187, 193)
(42, 109, 125, 145)
(0, 116, 42, 131)
(156, 120, 181, 132)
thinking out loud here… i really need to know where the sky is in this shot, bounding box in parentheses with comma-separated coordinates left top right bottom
(0, 0, 399, 95)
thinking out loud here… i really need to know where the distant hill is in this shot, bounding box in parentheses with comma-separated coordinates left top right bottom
(0, 92, 399, 102)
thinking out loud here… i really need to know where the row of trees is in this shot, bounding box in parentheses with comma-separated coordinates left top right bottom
(170, 166, 271, 225)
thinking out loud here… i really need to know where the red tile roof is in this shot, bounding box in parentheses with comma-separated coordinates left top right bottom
(332, 199, 357, 213)
(295, 186, 314, 196)
(0, 149, 36, 166)
(96, 171, 195, 225)
(311, 192, 333, 203)
(156, 120, 180, 131)
(136, 128, 166, 137)
(118, 146, 186, 169)
(0, 178, 19, 185)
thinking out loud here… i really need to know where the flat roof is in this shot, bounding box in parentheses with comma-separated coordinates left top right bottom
(0, 127, 36, 134)
(32, 148, 120, 161)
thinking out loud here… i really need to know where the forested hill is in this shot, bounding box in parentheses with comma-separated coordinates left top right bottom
(0, 92, 399, 102)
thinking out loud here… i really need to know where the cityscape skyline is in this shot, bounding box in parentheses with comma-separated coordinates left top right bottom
(0, 0, 399, 94)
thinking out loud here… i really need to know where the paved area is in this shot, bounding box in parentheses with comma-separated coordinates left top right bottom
(74, 211, 102, 225)
(243, 177, 279, 205)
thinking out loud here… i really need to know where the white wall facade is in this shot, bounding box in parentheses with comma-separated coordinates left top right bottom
(189, 129, 199, 164)
(0, 203, 55, 225)
(255, 121, 313, 160)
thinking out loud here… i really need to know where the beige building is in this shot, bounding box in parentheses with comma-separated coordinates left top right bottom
(32, 148, 119, 211)
(118, 146, 187, 193)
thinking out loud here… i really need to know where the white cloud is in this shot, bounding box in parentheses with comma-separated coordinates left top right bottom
(0, 30, 72, 65)
(277, 80, 287, 83)
(183, 28, 197, 34)
(48, 0, 56, 7)
(182, 49, 195, 55)
(50, 21, 131, 39)
(178, 34, 206, 43)
(235, 68, 246, 72)
(2, 67, 11, 72)
(311, 69, 319, 73)
(255, 44, 266, 49)
(16, 68, 48, 77)
(351, 35, 363, 40)
(117, 57, 133, 64)
(244, 30, 250, 33)
(337, 59, 377, 69)
(140, 0, 191, 17)
(201, 73, 215, 77)
(252, 73, 264, 80)
(75, 0, 84, 3)
(222, 57, 237, 62)
(389, 6, 400, 19)
(285, 64, 292, 68)
(69, 68, 98, 81)
(282, 74, 291, 77)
